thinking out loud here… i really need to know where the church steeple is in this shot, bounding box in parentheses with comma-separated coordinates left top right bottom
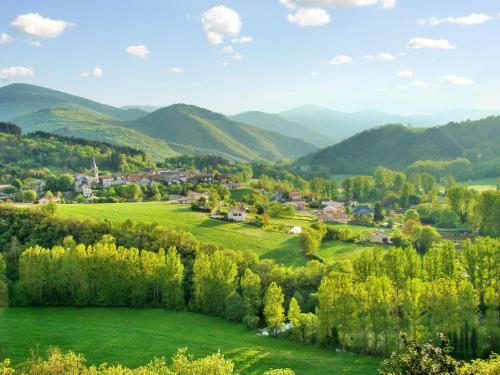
(92, 158, 98, 179)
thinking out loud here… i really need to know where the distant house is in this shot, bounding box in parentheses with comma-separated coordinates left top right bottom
(227, 207, 246, 222)
(285, 200, 306, 211)
(289, 191, 302, 201)
(353, 205, 374, 218)
(370, 230, 392, 244)
(175, 192, 210, 204)
(82, 185, 93, 199)
(38, 195, 60, 205)
(288, 226, 302, 234)
(321, 200, 345, 210)
(224, 182, 242, 190)
(160, 170, 188, 185)
(188, 173, 214, 185)
(321, 206, 349, 224)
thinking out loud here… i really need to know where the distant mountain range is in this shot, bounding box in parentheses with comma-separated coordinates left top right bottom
(296, 116, 500, 180)
(0, 84, 317, 162)
(2, 83, 499, 167)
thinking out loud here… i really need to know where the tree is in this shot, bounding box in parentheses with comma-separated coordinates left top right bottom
(374, 202, 384, 222)
(446, 185, 476, 223)
(379, 333, 459, 375)
(240, 268, 261, 314)
(299, 228, 321, 258)
(23, 190, 38, 202)
(414, 226, 441, 253)
(405, 209, 420, 222)
(263, 282, 285, 336)
(402, 278, 425, 341)
(0, 253, 8, 307)
(161, 247, 185, 310)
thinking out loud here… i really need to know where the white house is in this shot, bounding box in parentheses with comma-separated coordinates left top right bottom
(288, 226, 302, 234)
(227, 207, 246, 222)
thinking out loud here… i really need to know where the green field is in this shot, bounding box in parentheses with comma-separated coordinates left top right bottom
(57, 203, 384, 266)
(0, 308, 380, 374)
(458, 177, 498, 192)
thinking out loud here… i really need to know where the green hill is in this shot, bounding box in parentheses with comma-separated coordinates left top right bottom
(14, 107, 177, 161)
(296, 116, 500, 180)
(230, 111, 335, 147)
(126, 104, 318, 162)
(0, 83, 147, 121)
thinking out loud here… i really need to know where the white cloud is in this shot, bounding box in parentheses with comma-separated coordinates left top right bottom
(279, 0, 396, 9)
(27, 40, 42, 47)
(221, 45, 235, 55)
(0, 66, 34, 80)
(222, 61, 229, 67)
(201, 6, 242, 45)
(329, 55, 352, 65)
(376, 52, 396, 61)
(281, 1, 379, 8)
(0, 33, 13, 44)
(287, 8, 331, 27)
(397, 70, 413, 78)
(397, 84, 409, 90)
(408, 37, 455, 50)
(364, 53, 396, 61)
(11, 13, 73, 38)
(410, 80, 428, 87)
(310, 71, 319, 76)
(418, 13, 493, 26)
(441, 74, 473, 86)
(231, 36, 252, 44)
(82, 67, 103, 78)
(382, 0, 396, 10)
(233, 53, 243, 60)
(125, 45, 149, 58)
(169, 67, 183, 74)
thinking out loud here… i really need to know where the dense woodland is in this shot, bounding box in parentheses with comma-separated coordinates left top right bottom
(0, 123, 153, 177)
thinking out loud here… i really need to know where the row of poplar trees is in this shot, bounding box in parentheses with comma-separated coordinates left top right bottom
(12, 236, 499, 358)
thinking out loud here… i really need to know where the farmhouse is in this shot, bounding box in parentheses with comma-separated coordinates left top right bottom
(227, 206, 246, 222)
(289, 226, 302, 234)
(289, 191, 302, 201)
(321, 206, 349, 224)
(353, 205, 374, 218)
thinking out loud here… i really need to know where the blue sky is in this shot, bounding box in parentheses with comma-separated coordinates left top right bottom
(1, 0, 499, 114)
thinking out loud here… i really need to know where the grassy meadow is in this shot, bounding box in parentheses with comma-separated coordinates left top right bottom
(458, 177, 498, 192)
(57, 202, 383, 265)
(0, 308, 380, 375)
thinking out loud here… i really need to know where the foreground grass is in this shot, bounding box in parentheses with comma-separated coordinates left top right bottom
(0, 308, 380, 375)
(58, 202, 383, 266)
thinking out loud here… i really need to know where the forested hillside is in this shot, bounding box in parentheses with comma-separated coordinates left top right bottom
(297, 116, 500, 180)
(0, 127, 153, 175)
(126, 104, 318, 162)
(14, 107, 177, 161)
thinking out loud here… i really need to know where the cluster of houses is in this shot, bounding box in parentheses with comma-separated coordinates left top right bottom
(318, 200, 374, 224)
(72, 159, 241, 199)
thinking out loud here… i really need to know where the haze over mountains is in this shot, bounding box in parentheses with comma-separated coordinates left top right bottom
(1, 83, 499, 173)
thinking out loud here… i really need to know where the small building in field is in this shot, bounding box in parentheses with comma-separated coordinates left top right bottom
(370, 230, 392, 244)
(224, 182, 242, 190)
(289, 191, 302, 201)
(285, 200, 306, 211)
(227, 207, 246, 222)
(288, 226, 302, 234)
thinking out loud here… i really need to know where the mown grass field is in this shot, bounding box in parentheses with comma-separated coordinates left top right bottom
(57, 203, 384, 265)
(0, 308, 380, 374)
